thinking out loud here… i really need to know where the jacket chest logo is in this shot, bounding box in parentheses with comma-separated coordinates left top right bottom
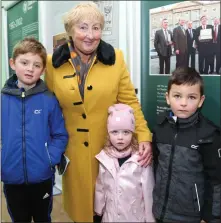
(34, 109, 42, 115)
(190, 145, 199, 150)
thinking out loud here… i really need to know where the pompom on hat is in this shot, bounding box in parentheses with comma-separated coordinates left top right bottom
(107, 103, 135, 133)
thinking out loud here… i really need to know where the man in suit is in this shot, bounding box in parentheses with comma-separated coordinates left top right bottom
(154, 18, 173, 74)
(186, 21, 196, 69)
(195, 15, 214, 74)
(173, 17, 188, 68)
(211, 18, 220, 74)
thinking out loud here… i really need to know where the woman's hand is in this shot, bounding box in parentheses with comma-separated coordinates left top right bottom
(137, 141, 153, 167)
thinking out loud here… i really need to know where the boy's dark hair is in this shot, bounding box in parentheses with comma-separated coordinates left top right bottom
(168, 67, 204, 96)
(12, 37, 47, 68)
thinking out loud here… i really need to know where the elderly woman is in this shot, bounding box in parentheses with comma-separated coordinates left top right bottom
(46, 2, 152, 222)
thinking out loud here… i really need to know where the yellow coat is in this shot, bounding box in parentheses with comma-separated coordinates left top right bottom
(45, 40, 152, 222)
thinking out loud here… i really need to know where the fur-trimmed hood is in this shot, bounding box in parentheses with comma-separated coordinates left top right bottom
(52, 39, 116, 68)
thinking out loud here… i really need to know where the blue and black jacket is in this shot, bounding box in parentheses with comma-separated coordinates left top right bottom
(1, 74, 68, 184)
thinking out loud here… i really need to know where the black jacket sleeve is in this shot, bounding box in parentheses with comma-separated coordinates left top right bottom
(200, 129, 221, 222)
(154, 31, 160, 55)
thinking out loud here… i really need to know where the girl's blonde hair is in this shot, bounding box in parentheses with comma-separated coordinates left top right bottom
(63, 2, 105, 36)
(103, 134, 139, 153)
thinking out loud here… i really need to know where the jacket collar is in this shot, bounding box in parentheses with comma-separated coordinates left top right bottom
(96, 150, 140, 175)
(157, 110, 200, 129)
(52, 39, 116, 68)
(1, 74, 48, 97)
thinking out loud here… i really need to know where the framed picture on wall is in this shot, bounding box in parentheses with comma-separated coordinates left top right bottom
(141, 0, 220, 129)
(149, 0, 221, 76)
(53, 32, 68, 52)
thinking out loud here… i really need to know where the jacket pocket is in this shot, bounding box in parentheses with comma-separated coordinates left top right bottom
(45, 142, 53, 171)
(193, 183, 204, 213)
(171, 181, 204, 216)
(130, 199, 145, 222)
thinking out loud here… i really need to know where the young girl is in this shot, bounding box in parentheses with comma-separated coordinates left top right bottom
(94, 103, 155, 222)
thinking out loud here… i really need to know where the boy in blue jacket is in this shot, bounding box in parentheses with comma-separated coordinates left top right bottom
(1, 37, 68, 222)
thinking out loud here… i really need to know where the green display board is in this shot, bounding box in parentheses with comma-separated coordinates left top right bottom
(141, 1, 220, 130)
(7, 0, 38, 76)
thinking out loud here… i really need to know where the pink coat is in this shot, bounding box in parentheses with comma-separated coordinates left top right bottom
(94, 150, 155, 222)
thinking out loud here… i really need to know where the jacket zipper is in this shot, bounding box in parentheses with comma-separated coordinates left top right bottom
(21, 90, 28, 184)
(45, 142, 53, 171)
(160, 126, 178, 220)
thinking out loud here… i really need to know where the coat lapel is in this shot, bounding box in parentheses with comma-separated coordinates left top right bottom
(179, 26, 185, 36)
(66, 59, 83, 102)
(96, 151, 140, 172)
(95, 151, 117, 178)
(160, 29, 166, 42)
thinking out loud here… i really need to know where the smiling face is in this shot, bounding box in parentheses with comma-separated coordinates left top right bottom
(109, 130, 133, 151)
(166, 84, 205, 118)
(10, 53, 44, 86)
(71, 19, 102, 57)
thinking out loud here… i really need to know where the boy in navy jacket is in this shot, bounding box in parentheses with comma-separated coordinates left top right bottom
(1, 37, 68, 222)
(152, 67, 220, 223)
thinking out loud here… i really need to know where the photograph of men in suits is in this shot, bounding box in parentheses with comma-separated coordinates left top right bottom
(173, 18, 188, 68)
(154, 18, 173, 74)
(186, 21, 196, 69)
(195, 15, 214, 74)
(211, 18, 220, 74)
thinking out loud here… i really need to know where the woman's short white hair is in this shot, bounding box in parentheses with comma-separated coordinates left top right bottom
(63, 2, 105, 36)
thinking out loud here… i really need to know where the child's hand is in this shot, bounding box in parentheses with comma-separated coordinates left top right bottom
(137, 142, 153, 167)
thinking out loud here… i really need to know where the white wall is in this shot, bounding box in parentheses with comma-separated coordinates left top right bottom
(38, 1, 81, 55)
(125, 1, 141, 99)
(1, 4, 10, 86)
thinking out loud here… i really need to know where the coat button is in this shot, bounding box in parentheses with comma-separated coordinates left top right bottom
(87, 85, 93, 90)
(82, 113, 86, 119)
(84, 141, 89, 147)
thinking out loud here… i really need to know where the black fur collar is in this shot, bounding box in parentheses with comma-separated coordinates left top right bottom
(52, 39, 116, 68)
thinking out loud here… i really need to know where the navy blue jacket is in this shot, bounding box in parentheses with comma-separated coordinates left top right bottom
(1, 74, 68, 184)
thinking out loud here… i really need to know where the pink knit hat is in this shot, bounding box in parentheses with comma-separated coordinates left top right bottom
(107, 103, 135, 133)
